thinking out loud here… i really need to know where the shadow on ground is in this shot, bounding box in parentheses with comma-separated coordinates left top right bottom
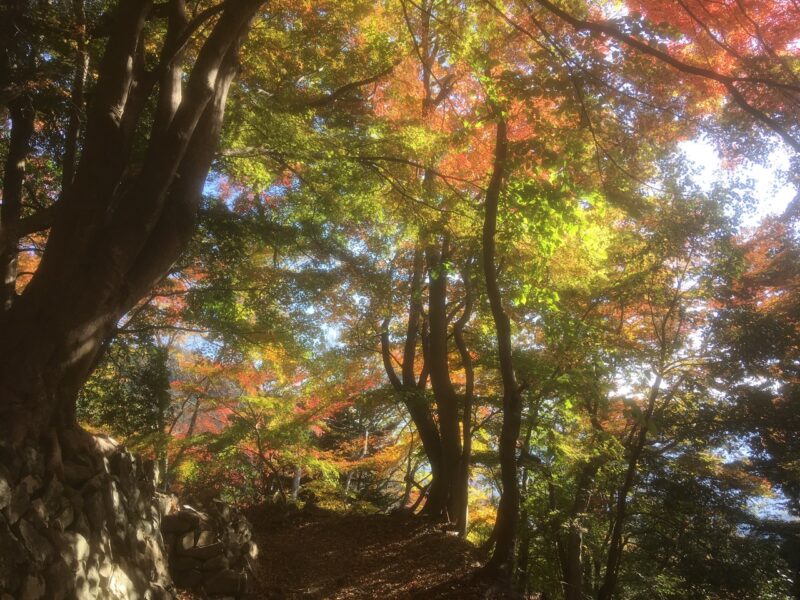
(244, 505, 509, 599)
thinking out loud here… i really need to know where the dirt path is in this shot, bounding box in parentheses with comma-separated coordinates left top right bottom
(244, 506, 503, 599)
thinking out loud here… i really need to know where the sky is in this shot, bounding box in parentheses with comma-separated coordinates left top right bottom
(680, 138, 797, 229)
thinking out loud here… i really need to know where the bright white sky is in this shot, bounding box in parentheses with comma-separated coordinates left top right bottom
(680, 138, 797, 229)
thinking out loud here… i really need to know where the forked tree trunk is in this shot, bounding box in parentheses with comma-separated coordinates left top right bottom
(380, 245, 445, 513)
(0, 0, 263, 451)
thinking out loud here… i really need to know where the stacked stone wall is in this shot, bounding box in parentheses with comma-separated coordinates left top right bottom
(0, 436, 170, 599)
(0, 435, 257, 600)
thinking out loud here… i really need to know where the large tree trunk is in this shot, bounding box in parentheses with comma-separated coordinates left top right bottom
(481, 116, 522, 580)
(0, 0, 262, 449)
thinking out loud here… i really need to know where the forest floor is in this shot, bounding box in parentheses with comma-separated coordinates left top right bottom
(240, 505, 510, 599)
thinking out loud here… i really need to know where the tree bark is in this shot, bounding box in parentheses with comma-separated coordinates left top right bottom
(454, 260, 475, 536)
(481, 116, 521, 580)
(562, 460, 600, 600)
(0, 97, 34, 310)
(0, 0, 263, 448)
(596, 372, 662, 600)
(425, 235, 463, 519)
(380, 246, 445, 514)
(61, 0, 89, 194)
(0, 0, 35, 311)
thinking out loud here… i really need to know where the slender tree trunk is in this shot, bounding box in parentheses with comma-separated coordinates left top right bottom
(597, 373, 661, 600)
(563, 460, 600, 600)
(292, 466, 302, 500)
(481, 116, 522, 579)
(454, 261, 475, 536)
(400, 430, 418, 507)
(426, 236, 462, 520)
(515, 421, 536, 593)
(0, 98, 34, 310)
(61, 0, 89, 194)
(0, 0, 35, 311)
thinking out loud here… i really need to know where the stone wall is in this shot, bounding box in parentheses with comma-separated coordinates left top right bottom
(0, 434, 259, 600)
(0, 435, 171, 599)
(161, 498, 257, 597)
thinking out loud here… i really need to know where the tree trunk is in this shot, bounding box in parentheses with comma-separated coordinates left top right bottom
(481, 116, 521, 580)
(61, 0, 89, 194)
(0, 97, 34, 310)
(380, 245, 445, 515)
(0, 0, 263, 449)
(0, 0, 36, 311)
(515, 420, 537, 593)
(597, 373, 661, 600)
(426, 236, 462, 519)
(562, 460, 600, 600)
(454, 260, 475, 536)
(292, 466, 302, 500)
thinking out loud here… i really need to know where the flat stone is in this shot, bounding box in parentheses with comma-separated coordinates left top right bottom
(63, 462, 95, 487)
(84, 491, 105, 530)
(106, 565, 135, 599)
(197, 529, 217, 546)
(41, 476, 63, 511)
(93, 434, 120, 457)
(155, 493, 178, 517)
(54, 503, 75, 531)
(146, 537, 170, 581)
(127, 523, 147, 555)
(71, 511, 91, 538)
(85, 564, 100, 593)
(138, 519, 153, 536)
(180, 541, 224, 560)
(6, 484, 29, 524)
(45, 559, 71, 600)
(58, 531, 89, 567)
(162, 510, 200, 534)
(0, 474, 11, 511)
(73, 565, 90, 600)
(18, 519, 52, 563)
(178, 530, 195, 551)
(202, 554, 228, 571)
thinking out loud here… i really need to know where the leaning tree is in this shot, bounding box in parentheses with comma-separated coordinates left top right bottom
(0, 0, 264, 457)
